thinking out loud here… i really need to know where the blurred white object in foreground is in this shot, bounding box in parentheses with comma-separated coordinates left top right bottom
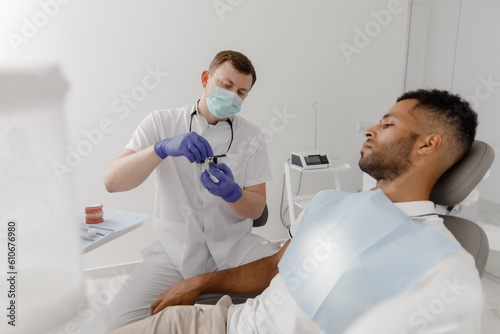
(0, 65, 105, 334)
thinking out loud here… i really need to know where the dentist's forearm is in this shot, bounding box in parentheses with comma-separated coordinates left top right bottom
(228, 184, 266, 220)
(104, 146, 162, 192)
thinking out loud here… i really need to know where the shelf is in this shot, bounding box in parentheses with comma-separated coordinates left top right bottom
(293, 194, 317, 210)
(289, 162, 351, 173)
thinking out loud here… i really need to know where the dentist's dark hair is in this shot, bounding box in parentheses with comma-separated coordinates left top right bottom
(397, 89, 478, 163)
(209, 50, 257, 88)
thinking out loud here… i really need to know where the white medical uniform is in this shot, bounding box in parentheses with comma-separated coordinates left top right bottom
(227, 201, 483, 334)
(107, 103, 273, 331)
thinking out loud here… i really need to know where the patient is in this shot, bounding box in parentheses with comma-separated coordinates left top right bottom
(110, 89, 482, 333)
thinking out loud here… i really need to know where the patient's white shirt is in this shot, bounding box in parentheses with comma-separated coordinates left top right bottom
(226, 201, 483, 334)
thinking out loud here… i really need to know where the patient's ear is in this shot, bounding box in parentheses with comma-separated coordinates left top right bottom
(417, 133, 442, 155)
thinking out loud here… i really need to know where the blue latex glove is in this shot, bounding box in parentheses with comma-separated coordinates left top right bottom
(154, 132, 213, 163)
(200, 163, 242, 203)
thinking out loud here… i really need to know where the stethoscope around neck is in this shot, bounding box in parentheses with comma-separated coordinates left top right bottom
(189, 109, 234, 158)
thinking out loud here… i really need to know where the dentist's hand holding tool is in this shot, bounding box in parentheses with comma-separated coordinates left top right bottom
(201, 163, 242, 203)
(154, 132, 213, 163)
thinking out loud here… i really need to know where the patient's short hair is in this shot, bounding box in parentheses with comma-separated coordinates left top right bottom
(209, 50, 257, 88)
(397, 89, 478, 162)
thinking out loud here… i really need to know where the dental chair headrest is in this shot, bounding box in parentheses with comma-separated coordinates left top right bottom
(430, 140, 495, 207)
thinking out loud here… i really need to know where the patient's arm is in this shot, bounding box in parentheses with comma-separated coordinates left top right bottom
(151, 240, 290, 315)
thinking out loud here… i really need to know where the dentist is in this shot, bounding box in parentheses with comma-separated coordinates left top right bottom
(104, 50, 274, 330)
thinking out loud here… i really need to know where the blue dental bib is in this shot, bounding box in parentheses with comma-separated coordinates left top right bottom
(278, 190, 461, 333)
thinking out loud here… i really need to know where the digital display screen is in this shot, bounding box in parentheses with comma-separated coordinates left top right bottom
(305, 155, 321, 164)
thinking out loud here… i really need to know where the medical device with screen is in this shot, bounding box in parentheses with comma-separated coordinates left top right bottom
(291, 151, 330, 169)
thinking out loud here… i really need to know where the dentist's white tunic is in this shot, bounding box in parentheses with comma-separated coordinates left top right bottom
(125, 103, 272, 279)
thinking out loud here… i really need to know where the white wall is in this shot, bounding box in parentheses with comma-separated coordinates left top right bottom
(405, 0, 461, 91)
(1, 0, 411, 269)
(452, 0, 500, 203)
(404, 0, 500, 205)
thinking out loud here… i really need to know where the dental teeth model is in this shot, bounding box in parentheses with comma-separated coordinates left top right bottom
(85, 203, 104, 224)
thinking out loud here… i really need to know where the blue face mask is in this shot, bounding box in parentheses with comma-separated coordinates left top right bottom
(206, 82, 244, 119)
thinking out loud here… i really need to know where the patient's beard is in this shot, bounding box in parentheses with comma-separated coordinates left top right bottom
(359, 134, 419, 181)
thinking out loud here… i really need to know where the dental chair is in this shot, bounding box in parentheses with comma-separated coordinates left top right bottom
(196, 140, 495, 305)
(430, 140, 494, 276)
(252, 204, 268, 228)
